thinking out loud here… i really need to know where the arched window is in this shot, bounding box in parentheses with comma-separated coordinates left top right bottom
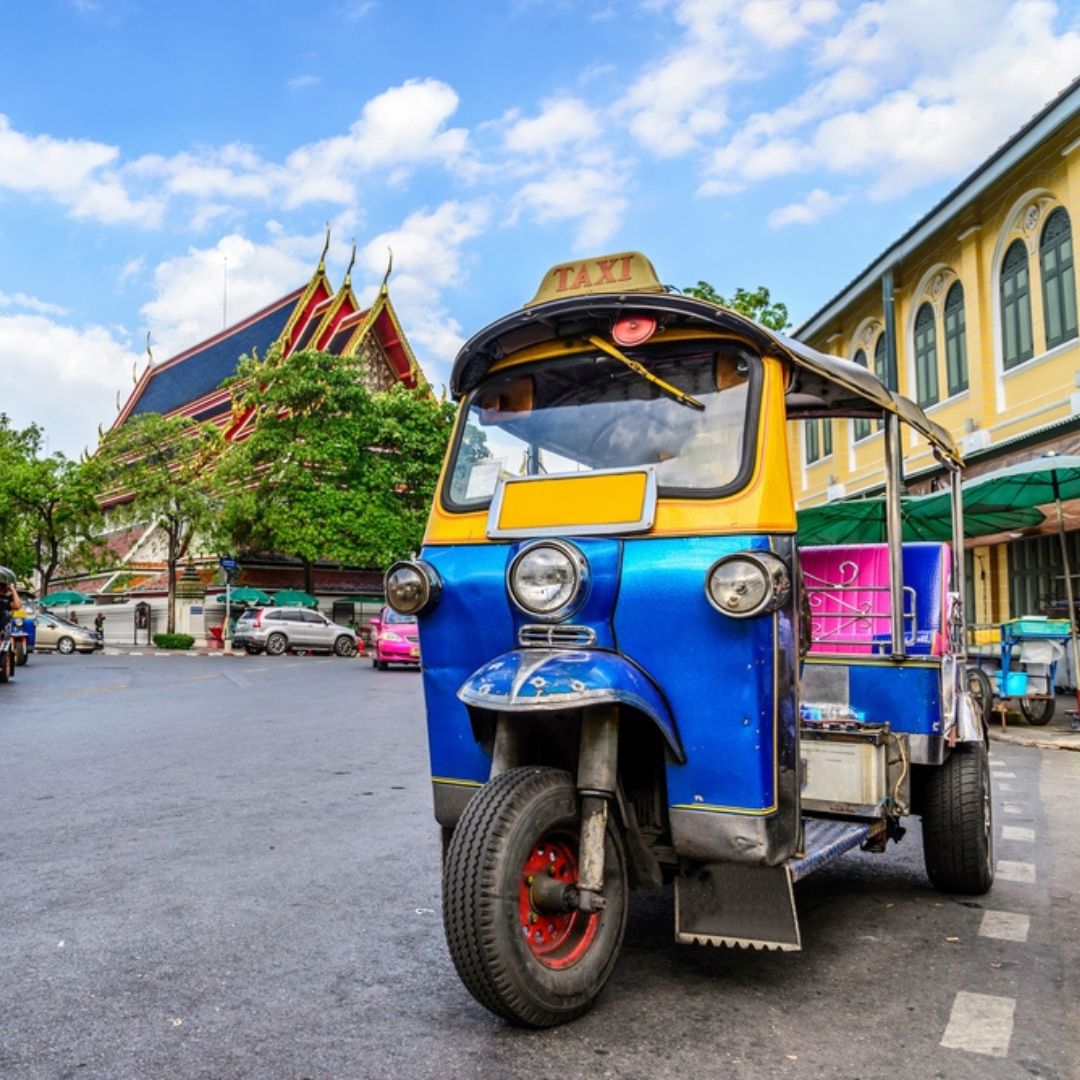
(914, 303, 939, 407)
(1040, 207, 1077, 350)
(852, 349, 872, 441)
(1001, 239, 1034, 368)
(873, 332, 892, 390)
(943, 282, 968, 395)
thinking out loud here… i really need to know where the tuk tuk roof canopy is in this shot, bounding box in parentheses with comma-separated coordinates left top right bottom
(450, 287, 961, 466)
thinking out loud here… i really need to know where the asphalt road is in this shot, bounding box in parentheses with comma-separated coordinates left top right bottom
(2, 652, 1078, 1079)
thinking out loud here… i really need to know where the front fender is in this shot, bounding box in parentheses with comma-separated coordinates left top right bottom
(458, 648, 684, 762)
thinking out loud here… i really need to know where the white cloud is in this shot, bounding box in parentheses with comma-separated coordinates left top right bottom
(504, 98, 602, 155)
(140, 233, 317, 360)
(0, 292, 67, 316)
(287, 74, 321, 90)
(281, 79, 469, 206)
(700, 0, 1080, 200)
(767, 187, 847, 226)
(357, 201, 492, 376)
(0, 314, 139, 456)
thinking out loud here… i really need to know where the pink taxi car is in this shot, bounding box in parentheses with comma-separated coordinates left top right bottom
(370, 606, 421, 669)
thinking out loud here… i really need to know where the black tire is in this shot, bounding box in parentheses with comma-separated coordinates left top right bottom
(244, 644, 261, 655)
(921, 743, 994, 895)
(442, 766, 627, 1028)
(57, 636, 75, 655)
(964, 666, 994, 725)
(333, 635, 355, 657)
(265, 633, 287, 656)
(0, 650, 9, 683)
(1020, 695, 1055, 725)
(14, 639, 27, 667)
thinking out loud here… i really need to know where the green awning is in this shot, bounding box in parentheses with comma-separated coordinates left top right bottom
(39, 590, 94, 606)
(272, 589, 319, 608)
(222, 587, 274, 606)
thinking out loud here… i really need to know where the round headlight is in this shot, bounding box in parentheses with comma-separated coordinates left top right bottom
(508, 541, 587, 620)
(385, 560, 441, 616)
(706, 552, 790, 619)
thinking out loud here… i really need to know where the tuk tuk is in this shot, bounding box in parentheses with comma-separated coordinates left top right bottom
(384, 252, 991, 1027)
(0, 566, 21, 682)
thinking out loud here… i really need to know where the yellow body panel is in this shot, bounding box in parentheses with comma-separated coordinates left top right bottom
(424, 350, 796, 544)
(496, 471, 650, 532)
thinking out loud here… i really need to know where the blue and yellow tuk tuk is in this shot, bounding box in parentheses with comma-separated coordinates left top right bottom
(385, 252, 991, 1027)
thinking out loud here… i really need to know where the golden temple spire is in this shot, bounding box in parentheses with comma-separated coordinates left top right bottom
(380, 247, 394, 294)
(318, 222, 331, 271)
(343, 238, 357, 288)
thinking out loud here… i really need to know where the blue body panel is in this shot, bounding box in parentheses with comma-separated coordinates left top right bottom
(615, 536, 781, 813)
(844, 662, 942, 736)
(421, 534, 788, 817)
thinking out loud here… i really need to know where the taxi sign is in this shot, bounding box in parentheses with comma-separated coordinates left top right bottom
(525, 251, 666, 307)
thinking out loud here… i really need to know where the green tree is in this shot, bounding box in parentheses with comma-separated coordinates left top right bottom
(215, 347, 455, 585)
(684, 281, 791, 331)
(0, 415, 103, 595)
(90, 413, 223, 633)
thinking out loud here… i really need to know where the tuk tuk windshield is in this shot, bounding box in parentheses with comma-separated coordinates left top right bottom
(447, 342, 759, 508)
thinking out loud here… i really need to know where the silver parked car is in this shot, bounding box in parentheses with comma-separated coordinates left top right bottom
(34, 612, 103, 654)
(232, 606, 357, 657)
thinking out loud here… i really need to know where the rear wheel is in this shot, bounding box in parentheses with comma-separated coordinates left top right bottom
(1019, 695, 1055, 725)
(0, 649, 9, 682)
(14, 639, 27, 667)
(265, 633, 287, 656)
(442, 766, 627, 1028)
(57, 636, 75, 655)
(964, 665, 993, 725)
(333, 635, 355, 657)
(921, 743, 993, 895)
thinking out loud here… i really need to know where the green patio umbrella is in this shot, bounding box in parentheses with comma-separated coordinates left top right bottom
(962, 453, 1080, 712)
(39, 590, 94, 607)
(272, 589, 319, 608)
(224, 587, 274, 606)
(797, 493, 1045, 546)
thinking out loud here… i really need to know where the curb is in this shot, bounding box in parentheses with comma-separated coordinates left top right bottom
(988, 727, 1080, 752)
(100, 648, 367, 659)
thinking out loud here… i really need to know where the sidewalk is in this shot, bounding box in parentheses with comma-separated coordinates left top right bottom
(987, 691, 1080, 752)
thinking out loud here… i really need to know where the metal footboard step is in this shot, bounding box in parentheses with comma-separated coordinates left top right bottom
(790, 819, 872, 882)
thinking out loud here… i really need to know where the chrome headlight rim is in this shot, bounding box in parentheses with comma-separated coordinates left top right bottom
(705, 551, 791, 619)
(507, 539, 589, 622)
(384, 560, 442, 617)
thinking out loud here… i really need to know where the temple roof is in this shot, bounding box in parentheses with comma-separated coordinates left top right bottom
(121, 290, 301, 422)
(113, 243, 426, 431)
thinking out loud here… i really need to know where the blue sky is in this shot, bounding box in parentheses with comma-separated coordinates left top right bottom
(2, 0, 1080, 456)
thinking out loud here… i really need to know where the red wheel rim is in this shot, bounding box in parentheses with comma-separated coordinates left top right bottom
(518, 830, 600, 969)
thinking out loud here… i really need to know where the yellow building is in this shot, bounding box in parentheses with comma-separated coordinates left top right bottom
(794, 78, 1080, 627)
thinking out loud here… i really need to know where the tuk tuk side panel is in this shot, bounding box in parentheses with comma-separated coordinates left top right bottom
(418, 543, 516, 799)
(804, 658, 944, 736)
(614, 534, 800, 866)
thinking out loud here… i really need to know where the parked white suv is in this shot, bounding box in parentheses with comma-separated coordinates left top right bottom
(232, 607, 357, 657)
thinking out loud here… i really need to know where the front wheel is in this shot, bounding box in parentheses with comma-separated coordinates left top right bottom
(1020, 695, 1055, 725)
(265, 633, 287, 656)
(333, 635, 355, 657)
(57, 636, 75, 655)
(14, 640, 27, 667)
(921, 743, 994, 895)
(965, 665, 994, 726)
(442, 766, 627, 1028)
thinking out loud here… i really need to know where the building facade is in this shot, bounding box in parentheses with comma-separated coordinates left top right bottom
(793, 78, 1080, 627)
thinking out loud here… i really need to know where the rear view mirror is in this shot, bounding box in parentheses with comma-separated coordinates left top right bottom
(480, 375, 534, 424)
(714, 351, 750, 391)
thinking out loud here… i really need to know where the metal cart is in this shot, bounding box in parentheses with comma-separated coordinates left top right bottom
(995, 616, 1072, 725)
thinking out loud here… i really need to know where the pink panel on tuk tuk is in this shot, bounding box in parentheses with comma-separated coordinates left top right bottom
(798, 543, 950, 656)
(799, 545, 890, 654)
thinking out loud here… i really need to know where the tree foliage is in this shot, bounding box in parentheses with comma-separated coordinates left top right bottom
(214, 347, 455, 583)
(0, 414, 103, 595)
(89, 412, 222, 632)
(684, 281, 791, 331)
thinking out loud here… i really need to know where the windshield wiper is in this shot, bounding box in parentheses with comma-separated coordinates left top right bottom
(586, 334, 705, 411)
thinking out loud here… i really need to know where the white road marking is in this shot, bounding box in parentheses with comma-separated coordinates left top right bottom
(989, 758, 1004, 768)
(997, 782, 1013, 791)
(940, 992, 1015, 1057)
(996, 860, 1036, 883)
(996, 771, 1017, 778)
(979, 910, 1030, 942)
(1003, 803, 1024, 815)
(1001, 825, 1035, 842)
